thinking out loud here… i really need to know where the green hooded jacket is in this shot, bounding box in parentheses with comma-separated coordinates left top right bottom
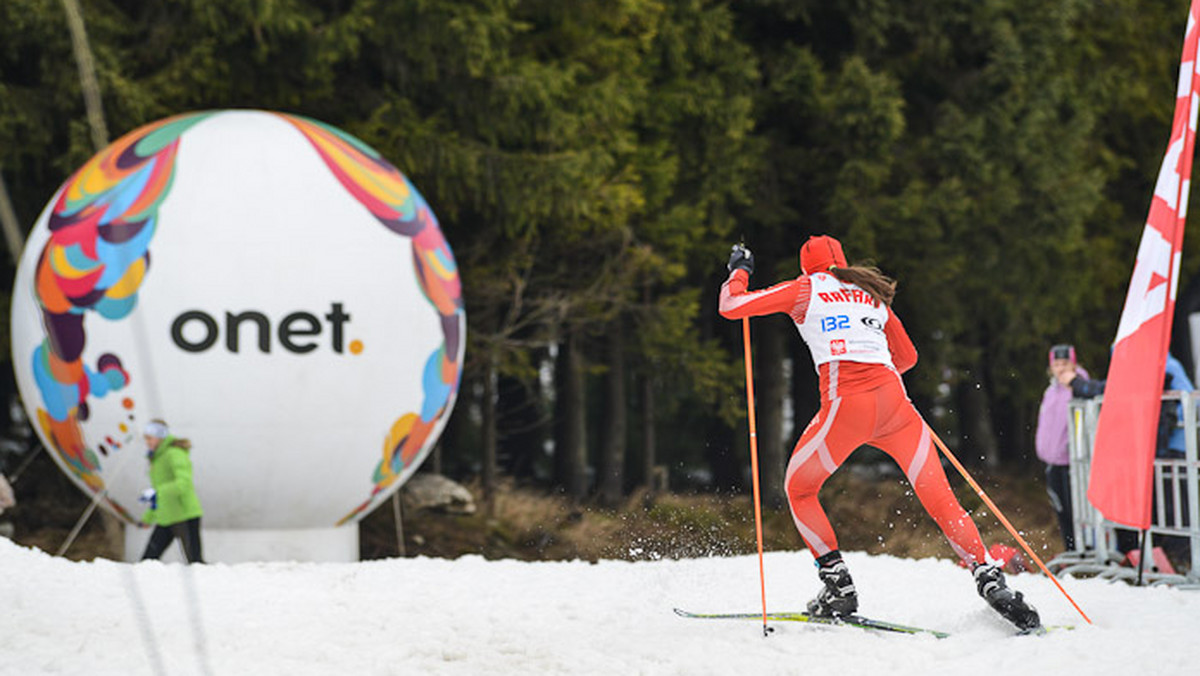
(142, 435, 203, 526)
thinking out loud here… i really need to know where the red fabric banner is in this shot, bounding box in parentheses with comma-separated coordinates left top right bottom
(1088, 2, 1200, 529)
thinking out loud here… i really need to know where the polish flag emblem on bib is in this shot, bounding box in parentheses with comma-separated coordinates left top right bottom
(830, 339, 847, 356)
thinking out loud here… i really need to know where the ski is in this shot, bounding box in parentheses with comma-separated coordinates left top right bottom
(673, 608, 951, 639)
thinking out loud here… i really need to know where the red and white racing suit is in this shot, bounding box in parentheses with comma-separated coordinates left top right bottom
(719, 268, 988, 566)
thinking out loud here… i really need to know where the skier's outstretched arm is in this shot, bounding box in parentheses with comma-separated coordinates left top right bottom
(719, 269, 807, 320)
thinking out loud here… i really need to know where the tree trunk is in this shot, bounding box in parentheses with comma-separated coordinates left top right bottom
(60, 0, 109, 151)
(497, 371, 545, 480)
(959, 364, 1000, 469)
(431, 442, 443, 475)
(756, 317, 787, 508)
(599, 321, 627, 507)
(435, 385, 474, 477)
(641, 373, 658, 493)
(481, 362, 498, 516)
(0, 172, 24, 264)
(554, 329, 588, 500)
(706, 420, 740, 492)
(1009, 405, 1031, 465)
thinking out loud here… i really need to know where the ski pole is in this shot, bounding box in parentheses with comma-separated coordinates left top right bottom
(741, 317, 771, 636)
(57, 434, 146, 557)
(927, 426, 1093, 624)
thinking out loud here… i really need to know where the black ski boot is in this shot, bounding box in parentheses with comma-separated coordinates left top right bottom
(807, 551, 858, 618)
(973, 563, 1042, 633)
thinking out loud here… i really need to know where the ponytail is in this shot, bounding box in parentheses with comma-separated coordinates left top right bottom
(828, 265, 897, 306)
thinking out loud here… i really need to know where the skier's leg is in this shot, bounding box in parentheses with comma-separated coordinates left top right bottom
(1045, 464, 1074, 551)
(785, 395, 870, 617)
(173, 518, 204, 564)
(872, 402, 988, 566)
(141, 525, 175, 560)
(784, 396, 869, 557)
(873, 392, 1040, 631)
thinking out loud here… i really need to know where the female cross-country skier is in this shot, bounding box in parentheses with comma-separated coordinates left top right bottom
(718, 235, 1041, 632)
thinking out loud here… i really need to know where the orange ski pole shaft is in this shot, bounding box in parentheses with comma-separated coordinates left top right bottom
(927, 426, 1092, 624)
(741, 317, 770, 635)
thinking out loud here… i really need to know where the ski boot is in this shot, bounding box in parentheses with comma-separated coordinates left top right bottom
(973, 563, 1042, 633)
(807, 551, 858, 618)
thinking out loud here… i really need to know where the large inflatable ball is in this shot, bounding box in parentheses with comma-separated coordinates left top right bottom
(9, 111, 464, 561)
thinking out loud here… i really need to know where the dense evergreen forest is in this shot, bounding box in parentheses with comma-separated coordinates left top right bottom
(2, 0, 1196, 507)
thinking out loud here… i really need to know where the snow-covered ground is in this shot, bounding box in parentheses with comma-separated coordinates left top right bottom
(1, 538, 1198, 675)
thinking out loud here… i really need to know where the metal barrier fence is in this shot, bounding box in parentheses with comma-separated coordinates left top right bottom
(1047, 392, 1200, 587)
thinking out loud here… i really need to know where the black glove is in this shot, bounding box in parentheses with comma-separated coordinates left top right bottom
(727, 244, 754, 274)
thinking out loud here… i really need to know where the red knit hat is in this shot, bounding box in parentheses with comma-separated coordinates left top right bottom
(800, 235, 847, 274)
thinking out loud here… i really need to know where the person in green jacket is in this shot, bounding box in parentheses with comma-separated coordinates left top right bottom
(138, 419, 204, 563)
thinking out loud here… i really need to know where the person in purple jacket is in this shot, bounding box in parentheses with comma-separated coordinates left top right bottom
(1035, 344, 1088, 551)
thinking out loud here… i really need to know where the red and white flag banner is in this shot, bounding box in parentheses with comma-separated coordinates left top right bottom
(1088, 1, 1200, 529)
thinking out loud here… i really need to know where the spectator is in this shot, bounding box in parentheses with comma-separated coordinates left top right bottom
(139, 419, 204, 563)
(1057, 352, 1194, 563)
(1158, 353, 1195, 458)
(1056, 352, 1194, 457)
(1035, 344, 1087, 551)
(1158, 354, 1193, 568)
